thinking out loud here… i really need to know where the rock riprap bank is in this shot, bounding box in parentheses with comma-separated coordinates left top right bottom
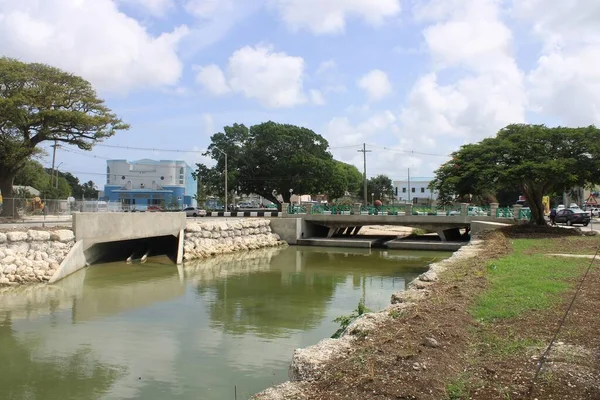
(183, 219, 285, 260)
(0, 229, 75, 285)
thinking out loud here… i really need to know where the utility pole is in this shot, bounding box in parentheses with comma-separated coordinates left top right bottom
(407, 168, 411, 204)
(50, 140, 58, 187)
(357, 143, 371, 206)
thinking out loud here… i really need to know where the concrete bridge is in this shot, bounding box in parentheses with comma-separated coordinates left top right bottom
(271, 202, 521, 244)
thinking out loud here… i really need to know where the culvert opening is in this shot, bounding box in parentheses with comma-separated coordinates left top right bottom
(85, 235, 179, 265)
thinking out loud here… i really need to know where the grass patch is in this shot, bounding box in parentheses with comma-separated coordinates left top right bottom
(472, 238, 590, 321)
(476, 329, 543, 357)
(522, 236, 600, 255)
(410, 228, 428, 236)
(445, 374, 470, 400)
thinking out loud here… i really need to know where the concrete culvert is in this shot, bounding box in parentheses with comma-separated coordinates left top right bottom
(84, 235, 179, 265)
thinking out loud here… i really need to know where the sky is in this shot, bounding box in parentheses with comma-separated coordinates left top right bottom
(1, 0, 599, 187)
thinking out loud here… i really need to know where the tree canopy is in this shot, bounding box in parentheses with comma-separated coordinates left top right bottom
(0, 57, 128, 216)
(358, 174, 394, 204)
(194, 121, 361, 208)
(431, 124, 600, 225)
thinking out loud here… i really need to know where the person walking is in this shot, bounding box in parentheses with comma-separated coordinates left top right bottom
(549, 208, 557, 226)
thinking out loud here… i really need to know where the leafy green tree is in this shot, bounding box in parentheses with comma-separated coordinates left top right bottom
(0, 57, 128, 217)
(358, 174, 394, 204)
(430, 124, 600, 225)
(14, 159, 49, 191)
(196, 121, 351, 208)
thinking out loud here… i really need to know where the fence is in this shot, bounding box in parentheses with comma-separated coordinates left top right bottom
(0, 198, 127, 219)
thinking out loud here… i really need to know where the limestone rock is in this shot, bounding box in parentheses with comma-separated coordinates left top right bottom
(423, 337, 440, 348)
(28, 230, 51, 241)
(0, 277, 9, 285)
(50, 230, 74, 243)
(2, 256, 16, 265)
(289, 337, 353, 381)
(0, 232, 6, 244)
(7, 231, 28, 242)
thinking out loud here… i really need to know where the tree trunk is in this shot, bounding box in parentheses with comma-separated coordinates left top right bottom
(523, 185, 547, 226)
(257, 191, 282, 211)
(0, 174, 16, 218)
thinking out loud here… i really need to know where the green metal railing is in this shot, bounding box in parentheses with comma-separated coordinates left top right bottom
(312, 205, 352, 214)
(287, 205, 307, 214)
(495, 207, 513, 218)
(518, 208, 531, 220)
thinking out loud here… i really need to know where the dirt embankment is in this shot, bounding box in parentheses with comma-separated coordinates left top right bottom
(254, 225, 600, 400)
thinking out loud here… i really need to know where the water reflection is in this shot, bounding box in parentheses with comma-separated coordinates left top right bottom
(0, 246, 450, 400)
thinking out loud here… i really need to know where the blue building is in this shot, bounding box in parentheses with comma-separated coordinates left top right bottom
(102, 159, 197, 210)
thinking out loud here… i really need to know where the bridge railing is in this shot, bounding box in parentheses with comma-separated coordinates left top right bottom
(312, 205, 352, 215)
(287, 205, 308, 214)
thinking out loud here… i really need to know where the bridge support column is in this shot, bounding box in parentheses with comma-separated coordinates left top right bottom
(437, 228, 462, 242)
(344, 227, 355, 236)
(352, 226, 362, 235)
(327, 227, 337, 238)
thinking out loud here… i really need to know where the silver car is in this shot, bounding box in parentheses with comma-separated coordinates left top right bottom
(184, 207, 206, 217)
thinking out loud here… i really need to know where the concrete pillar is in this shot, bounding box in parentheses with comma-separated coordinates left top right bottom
(461, 203, 469, 216)
(353, 226, 362, 235)
(305, 203, 313, 214)
(327, 227, 337, 238)
(282, 203, 290, 217)
(405, 204, 412, 216)
(490, 202, 499, 218)
(513, 204, 522, 220)
(353, 203, 362, 215)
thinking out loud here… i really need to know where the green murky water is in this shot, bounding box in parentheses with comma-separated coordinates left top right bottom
(0, 246, 450, 400)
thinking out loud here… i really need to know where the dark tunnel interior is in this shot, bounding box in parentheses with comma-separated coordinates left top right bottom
(85, 235, 179, 265)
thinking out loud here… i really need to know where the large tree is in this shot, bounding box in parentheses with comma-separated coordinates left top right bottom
(358, 174, 394, 204)
(0, 57, 128, 216)
(196, 121, 354, 208)
(431, 124, 600, 225)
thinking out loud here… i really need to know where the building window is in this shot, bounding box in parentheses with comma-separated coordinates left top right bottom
(178, 167, 184, 184)
(411, 187, 415, 193)
(421, 187, 425, 193)
(107, 166, 110, 184)
(402, 187, 406, 193)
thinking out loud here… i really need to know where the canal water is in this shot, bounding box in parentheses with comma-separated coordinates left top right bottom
(0, 246, 450, 400)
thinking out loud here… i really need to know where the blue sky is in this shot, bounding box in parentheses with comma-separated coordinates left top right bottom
(1, 0, 599, 188)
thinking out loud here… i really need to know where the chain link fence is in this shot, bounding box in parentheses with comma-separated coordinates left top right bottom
(0, 198, 129, 219)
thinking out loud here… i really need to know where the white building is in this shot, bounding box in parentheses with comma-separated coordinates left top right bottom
(103, 159, 197, 209)
(393, 179, 438, 204)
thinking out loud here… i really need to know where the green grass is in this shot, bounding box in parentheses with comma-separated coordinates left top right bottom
(445, 374, 470, 400)
(472, 238, 590, 321)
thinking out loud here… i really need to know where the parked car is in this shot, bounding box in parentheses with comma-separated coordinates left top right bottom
(184, 207, 207, 217)
(554, 209, 590, 226)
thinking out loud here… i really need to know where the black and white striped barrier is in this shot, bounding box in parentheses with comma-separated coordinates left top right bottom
(206, 211, 282, 217)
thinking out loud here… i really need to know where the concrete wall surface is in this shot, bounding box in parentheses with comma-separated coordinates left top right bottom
(470, 221, 511, 237)
(269, 218, 301, 244)
(73, 212, 186, 250)
(49, 241, 86, 283)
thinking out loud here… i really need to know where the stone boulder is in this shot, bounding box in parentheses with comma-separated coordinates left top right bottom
(50, 230, 74, 243)
(28, 230, 51, 241)
(7, 231, 28, 242)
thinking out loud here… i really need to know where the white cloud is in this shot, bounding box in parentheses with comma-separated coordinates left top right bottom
(270, 0, 401, 34)
(513, 0, 600, 125)
(357, 69, 392, 102)
(195, 64, 231, 95)
(316, 60, 337, 75)
(118, 0, 174, 16)
(310, 89, 326, 105)
(0, 0, 188, 94)
(185, 0, 235, 18)
(398, 0, 525, 145)
(195, 44, 307, 108)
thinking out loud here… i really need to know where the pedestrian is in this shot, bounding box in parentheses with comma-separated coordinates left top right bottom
(549, 208, 557, 226)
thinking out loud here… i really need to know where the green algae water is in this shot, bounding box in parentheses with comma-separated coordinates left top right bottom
(0, 246, 450, 400)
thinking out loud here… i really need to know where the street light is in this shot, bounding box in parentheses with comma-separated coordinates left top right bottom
(371, 192, 374, 206)
(213, 146, 227, 211)
(289, 188, 294, 205)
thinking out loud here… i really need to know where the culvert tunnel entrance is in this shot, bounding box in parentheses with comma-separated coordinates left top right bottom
(84, 235, 180, 265)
